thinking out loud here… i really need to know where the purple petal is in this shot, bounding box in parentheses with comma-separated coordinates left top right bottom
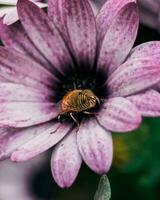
(11, 122, 72, 162)
(128, 41, 160, 60)
(51, 131, 82, 188)
(0, 47, 57, 90)
(17, 0, 73, 75)
(0, 20, 50, 70)
(0, 83, 52, 102)
(127, 90, 160, 117)
(48, 0, 97, 69)
(107, 58, 160, 97)
(0, 101, 58, 127)
(96, 97, 142, 132)
(97, 2, 139, 74)
(0, 123, 53, 160)
(96, 0, 136, 41)
(77, 118, 113, 174)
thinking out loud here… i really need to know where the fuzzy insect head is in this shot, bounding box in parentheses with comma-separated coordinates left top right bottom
(59, 89, 100, 126)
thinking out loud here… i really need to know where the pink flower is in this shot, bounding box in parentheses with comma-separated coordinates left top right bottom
(0, 0, 47, 25)
(0, 0, 160, 188)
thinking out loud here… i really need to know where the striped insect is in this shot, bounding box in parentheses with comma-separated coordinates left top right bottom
(58, 89, 100, 127)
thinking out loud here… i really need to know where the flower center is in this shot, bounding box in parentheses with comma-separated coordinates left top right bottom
(55, 69, 107, 102)
(54, 68, 107, 125)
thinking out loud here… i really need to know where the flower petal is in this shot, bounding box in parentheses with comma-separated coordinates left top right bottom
(11, 122, 72, 162)
(96, 0, 136, 41)
(0, 20, 51, 69)
(0, 123, 51, 160)
(48, 0, 97, 69)
(0, 0, 17, 5)
(51, 130, 82, 188)
(17, 0, 73, 75)
(96, 97, 142, 132)
(77, 118, 113, 174)
(97, 2, 139, 74)
(0, 83, 52, 102)
(127, 90, 160, 117)
(0, 6, 14, 17)
(128, 41, 160, 60)
(0, 101, 57, 127)
(0, 47, 57, 90)
(107, 58, 160, 97)
(127, 42, 160, 92)
(3, 7, 18, 25)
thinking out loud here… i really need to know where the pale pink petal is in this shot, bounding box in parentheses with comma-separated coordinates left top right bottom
(96, 97, 142, 132)
(127, 90, 160, 117)
(0, 83, 52, 102)
(0, 20, 51, 70)
(0, 122, 54, 160)
(11, 122, 72, 162)
(0, 7, 14, 17)
(0, 102, 58, 127)
(97, 2, 139, 74)
(77, 118, 113, 174)
(128, 41, 160, 60)
(51, 131, 82, 188)
(3, 7, 18, 25)
(96, 0, 136, 41)
(0, 0, 17, 5)
(48, 0, 97, 70)
(108, 58, 160, 97)
(17, 0, 74, 75)
(0, 47, 57, 90)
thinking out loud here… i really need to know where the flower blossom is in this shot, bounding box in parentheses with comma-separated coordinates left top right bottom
(0, 0, 160, 188)
(90, 0, 160, 31)
(0, 0, 47, 25)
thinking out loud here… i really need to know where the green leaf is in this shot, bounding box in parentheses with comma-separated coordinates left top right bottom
(94, 175, 111, 200)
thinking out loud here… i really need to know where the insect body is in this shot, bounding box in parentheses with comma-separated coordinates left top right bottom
(59, 89, 100, 127)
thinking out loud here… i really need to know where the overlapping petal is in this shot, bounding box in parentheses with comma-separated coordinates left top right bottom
(128, 41, 160, 60)
(77, 118, 113, 174)
(0, 20, 50, 68)
(17, 0, 73, 75)
(0, 85, 53, 108)
(96, 97, 142, 132)
(0, 123, 53, 160)
(48, 0, 97, 69)
(0, 102, 57, 127)
(0, 47, 57, 89)
(127, 90, 160, 117)
(96, 0, 136, 41)
(51, 131, 82, 188)
(107, 58, 160, 97)
(11, 122, 72, 162)
(97, 2, 139, 74)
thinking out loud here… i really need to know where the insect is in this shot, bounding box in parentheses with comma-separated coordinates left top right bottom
(58, 89, 100, 127)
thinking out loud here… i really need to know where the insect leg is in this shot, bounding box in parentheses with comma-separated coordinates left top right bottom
(70, 113, 80, 129)
(83, 111, 93, 115)
(83, 111, 98, 115)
